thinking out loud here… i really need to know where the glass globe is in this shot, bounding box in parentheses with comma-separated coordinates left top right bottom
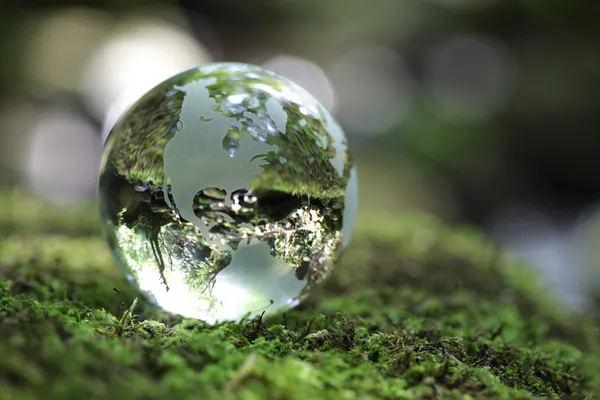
(98, 62, 358, 323)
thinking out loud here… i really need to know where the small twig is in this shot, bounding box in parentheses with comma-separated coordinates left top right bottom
(119, 298, 139, 327)
(225, 353, 257, 390)
(111, 288, 120, 304)
(489, 324, 505, 341)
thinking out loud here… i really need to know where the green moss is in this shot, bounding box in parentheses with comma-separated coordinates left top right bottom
(0, 191, 599, 399)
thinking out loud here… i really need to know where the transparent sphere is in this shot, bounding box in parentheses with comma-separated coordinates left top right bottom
(98, 62, 358, 323)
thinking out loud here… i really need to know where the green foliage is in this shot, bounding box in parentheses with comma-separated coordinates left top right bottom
(104, 64, 348, 199)
(0, 191, 599, 399)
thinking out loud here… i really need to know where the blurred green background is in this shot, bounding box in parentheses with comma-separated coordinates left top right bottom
(0, 0, 599, 313)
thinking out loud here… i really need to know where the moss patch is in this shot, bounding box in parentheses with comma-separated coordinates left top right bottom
(0, 190, 599, 399)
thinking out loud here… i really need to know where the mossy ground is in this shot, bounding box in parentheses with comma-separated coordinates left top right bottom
(0, 190, 599, 399)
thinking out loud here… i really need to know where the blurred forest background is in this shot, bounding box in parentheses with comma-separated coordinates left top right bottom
(0, 0, 599, 314)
